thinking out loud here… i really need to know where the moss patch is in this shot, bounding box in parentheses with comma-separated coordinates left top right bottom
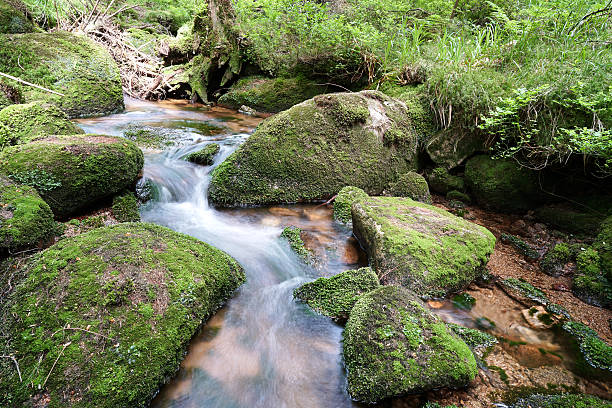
(447, 322, 497, 358)
(185, 143, 220, 165)
(293, 267, 379, 321)
(352, 195, 496, 298)
(0, 0, 33, 34)
(112, 192, 140, 223)
(540, 243, 571, 277)
(0, 134, 144, 217)
(280, 225, 310, 261)
(500, 233, 539, 260)
(465, 155, 540, 213)
(218, 76, 329, 113)
(209, 91, 420, 207)
(385, 171, 431, 203)
(0, 175, 55, 251)
(0, 31, 123, 118)
(499, 278, 549, 307)
(427, 167, 465, 195)
(0, 102, 83, 150)
(343, 286, 478, 403)
(0, 223, 245, 408)
(510, 393, 612, 408)
(333, 186, 368, 224)
(573, 245, 611, 308)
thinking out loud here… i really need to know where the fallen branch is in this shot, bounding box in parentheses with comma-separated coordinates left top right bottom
(0, 72, 65, 96)
(1, 355, 22, 382)
(42, 342, 71, 389)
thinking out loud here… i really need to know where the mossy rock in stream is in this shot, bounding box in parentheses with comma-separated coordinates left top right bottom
(280, 225, 310, 261)
(0, 223, 245, 408)
(209, 91, 420, 207)
(352, 195, 496, 298)
(0, 102, 83, 150)
(333, 186, 368, 224)
(0, 134, 144, 217)
(561, 321, 612, 373)
(0, 175, 56, 251)
(510, 393, 612, 408)
(465, 155, 540, 213)
(446, 322, 498, 359)
(0, 0, 34, 34)
(185, 143, 220, 165)
(384, 171, 431, 203)
(217, 76, 329, 113)
(293, 267, 380, 321)
(343, 286, 478, 403)
(0, 31, 123, 118)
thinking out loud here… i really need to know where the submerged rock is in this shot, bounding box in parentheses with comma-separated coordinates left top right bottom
(465, 155, 540, 213)
(0, 175, 55, 251)
(333, 186, 368, 224)
(0, 102, 83, 149)
(209, 91, 419, 207)
(0, 31, 123, 117)
(0, 135, 144, 217)
(385, 171, 431, 203)
(0, 223, 245, 408)
(352, 195, 496, 298)
(293, 267, 379, 321)
(0, 0, 33, 34)
(185, 143, 220, 165)
(343, 286, 478, 403)
(218, 76, 329, 113)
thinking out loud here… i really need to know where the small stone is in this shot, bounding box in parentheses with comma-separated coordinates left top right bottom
(238, 105, 256, 115)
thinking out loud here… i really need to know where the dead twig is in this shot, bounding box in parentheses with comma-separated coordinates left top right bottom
(1, 355, 22, 382)
(0, 72, 65, 96)
(42, 342, 71, 389)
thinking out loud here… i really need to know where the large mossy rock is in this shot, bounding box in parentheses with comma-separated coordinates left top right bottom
(218, 76, 329, 113)
(426, 127, 486, 170)
(0, 223, 245, 408)
(0, 102, 83, 149)
(343, 286, 478, 403)
(352, 195, 496, 298)
(0, 31, 123, 118)
(333, 186, 368, 224)
(0, 175, 55, 251)
(209, 91, 419, 206)
(0, 135, 144, 217)
(293, 267, 380, 321)
(465, 155, 540, 213)
(426, 167, 465, 195)
(0, 0, 33, 34)
(385, 171, 431, 203)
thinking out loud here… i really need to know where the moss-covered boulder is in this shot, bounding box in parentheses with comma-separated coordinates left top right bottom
(0, 31, 123, 118)
(0, 102, 83, 149)
(446, 190, 471, 203)
(510, 393, 612, 408)
(0, 175, 55, 251)
(540, 243, 571, 277)
(573, 246, 611, 309)
(218, 76, 329, 113)
(0, 0, 33, 34)
(293, 267, 380, 321)
(209, 91, 420, 206)
(426, 127, 486, 170)
(112, 192, 140, 222)
(385, 171, 431, 203)
(465, 155, 540, 213)
(185, 143, 220, 165)
(426, 167, 465, 195)
(343, 286, 478, 403)
(0, 223, 245, 408)
(446, 323, 498, 359)
(0, 135, 144, 217)
(534, 205, 602, 235)
(333, 186, 368, 224)
(352, 196, 496, 298)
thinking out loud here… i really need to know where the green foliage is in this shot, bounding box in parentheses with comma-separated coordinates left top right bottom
(293, 267, 380, 320)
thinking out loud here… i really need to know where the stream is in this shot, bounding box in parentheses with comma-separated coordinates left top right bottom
(77, 98, 610, 407)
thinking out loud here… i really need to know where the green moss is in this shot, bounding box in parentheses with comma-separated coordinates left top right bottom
(185, 143, 220, 165)
(447, 322, 497, 358)
(488, 365, 509, 383)
(540, 243, 571, 277)
(209, 91, 420, 207)
(427, 167, 465, 195)
(561, 321, 612, 372)
(0, 102, 83, 150)
(451, 293, 476, 310)
(594, 215, 612, 281)
(293, 267, 379, 320)
(534, 206, 602, 235)
(573, 246, 611, 308)
(0, 31, 123, 118)
(0, 223, 245, 408)
(352, 196, 496, 298)
(446, 190, 471, 204)
(385, 171, 431, 203)
(0, 134, 144, 217)
(510, 393, 612, 408)
(280, 226, 310, 261)
(343, 286, 478, 403)
(422, 403, 461, 408)
(0, 0, 33, 34)
(123, 126, 175, 149)
(0, 175, 56, 251)
(333, 186, 368, 224)
(499, 278, 549, 306)
(112, 193, 140, 223)
(218, 76, 329, 113)
(465, 155, 540, 213)
(501, 233, 539, 260)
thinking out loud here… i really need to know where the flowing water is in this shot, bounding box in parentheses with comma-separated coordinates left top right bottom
(78, 98, 609, 407)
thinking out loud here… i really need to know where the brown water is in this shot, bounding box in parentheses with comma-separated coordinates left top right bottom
(78, 98, 606, 408)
